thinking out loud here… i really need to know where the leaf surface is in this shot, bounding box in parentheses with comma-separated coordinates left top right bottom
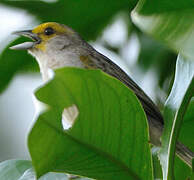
(159, 55, 194, 179)
(131, 0, 194, 60)
(28, 68, 153, 179)
(0, 159, 90, 180)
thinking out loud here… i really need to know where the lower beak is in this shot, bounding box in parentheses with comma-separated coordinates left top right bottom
(10, 30, 41, 50)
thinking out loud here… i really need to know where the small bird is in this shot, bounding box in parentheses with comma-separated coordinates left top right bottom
(10, 22, 193, 167)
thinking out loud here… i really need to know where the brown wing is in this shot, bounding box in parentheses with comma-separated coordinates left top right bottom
(89, 50, 164, 125)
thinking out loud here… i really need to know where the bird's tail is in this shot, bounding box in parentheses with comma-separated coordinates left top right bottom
(176, 141, 194, 168)
(148, 117, 193, 168)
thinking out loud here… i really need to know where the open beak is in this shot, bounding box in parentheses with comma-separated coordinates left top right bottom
(10, 30, 41, 50)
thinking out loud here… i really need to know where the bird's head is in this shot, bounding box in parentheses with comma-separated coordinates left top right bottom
(10, 22, 92, 81)
(10, 22, 78, 53)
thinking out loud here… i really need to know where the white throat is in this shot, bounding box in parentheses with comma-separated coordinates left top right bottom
(29, 48, 84, 82)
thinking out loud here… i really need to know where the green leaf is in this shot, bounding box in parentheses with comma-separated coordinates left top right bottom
(28, 68, 153, 179)
(148, 148, 194, 180)
(0, 160, 32, 180)
(174, 156, 194, 180)
(179, 100, 194, 152)
(151, 148, 163, 179)
(0, 159, 91, 180)
(131, 0, 194, 60)
(137, 34, 176, 89)
(158, 55, 194, 179)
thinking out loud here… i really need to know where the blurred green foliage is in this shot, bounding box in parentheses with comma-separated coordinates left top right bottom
(132, 0, 194, 60)
(0, 38, 39, 93)
(0, 159, 91, 180)
(0, 0, 137, 40)
(137, 34, 176, 89)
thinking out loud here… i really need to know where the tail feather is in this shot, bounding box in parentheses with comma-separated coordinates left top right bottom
(148, 116, 193, 168)
(176, 142, 194, 168)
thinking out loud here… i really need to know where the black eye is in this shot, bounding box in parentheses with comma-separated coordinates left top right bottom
(44, 27, 54, 35)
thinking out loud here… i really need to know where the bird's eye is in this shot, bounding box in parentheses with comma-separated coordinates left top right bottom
(44, 27, 54, 35)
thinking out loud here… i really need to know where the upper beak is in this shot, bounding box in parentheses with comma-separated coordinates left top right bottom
(10, 30, 41, 50)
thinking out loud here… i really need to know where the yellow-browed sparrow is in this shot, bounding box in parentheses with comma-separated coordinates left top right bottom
(10, 22, 193, 167)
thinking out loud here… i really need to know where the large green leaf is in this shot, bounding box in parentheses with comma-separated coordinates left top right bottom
(159, 55, 194, 179)
(0, 159, 90, 180)
(28, 68, 153, 179)
(131, 0, 194, 60)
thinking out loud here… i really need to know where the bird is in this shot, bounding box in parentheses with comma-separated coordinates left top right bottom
(10, 22, 193, 167)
